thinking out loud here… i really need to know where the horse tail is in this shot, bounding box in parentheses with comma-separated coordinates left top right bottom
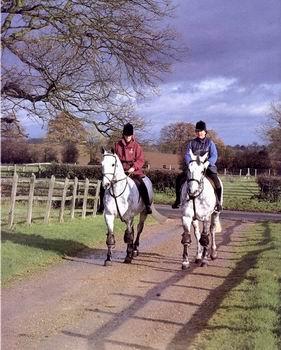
(151, 203, 168, 224)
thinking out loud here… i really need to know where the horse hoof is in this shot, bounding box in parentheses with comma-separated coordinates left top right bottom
(124, 257, 132, 264)
(182, 262, 190, 270)
(195, 258, 202, 264)
(104, 260, 112, 267)
(133, 250, 139, 257)
(211, 252, 218, 260)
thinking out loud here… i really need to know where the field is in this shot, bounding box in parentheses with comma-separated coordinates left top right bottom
(191, 222, 281, 350)
(2, 173, 281, 348)
(154, 176, 281, 213)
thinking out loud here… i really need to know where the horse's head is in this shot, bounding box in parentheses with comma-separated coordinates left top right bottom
(186, 150, 209, 197)
(101, 148, 124, 189)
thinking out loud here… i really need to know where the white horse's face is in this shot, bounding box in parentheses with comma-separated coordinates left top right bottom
(101, 152, 118, 189)
(187, 151, 209, 196)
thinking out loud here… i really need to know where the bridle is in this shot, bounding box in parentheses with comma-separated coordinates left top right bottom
(102, 153, 128, 198)
(102, 153, 128, 222)
(186, 159, 206, 199)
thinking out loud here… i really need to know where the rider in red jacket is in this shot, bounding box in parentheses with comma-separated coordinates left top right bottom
(114, 128, 145, 177)
(114, 123, 152, 214)
(98, 123, 152, 214)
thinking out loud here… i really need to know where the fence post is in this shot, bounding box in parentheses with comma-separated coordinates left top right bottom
(8, 172, 18, 228)
(44, 175, 55, 224)
(70, 177, 78, 220)
(27, 173, 36, 225)
(224, 168, 227, 176)
(93, 180, 101, 216)
(254, 169, 257, 177)
(59, 178, 69, 223)
(82, 178, 89, 219)
(239, 169, 242, 177)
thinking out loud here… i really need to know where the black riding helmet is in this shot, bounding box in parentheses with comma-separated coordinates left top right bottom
(123, 123, 134, 136)
(195, 120, 207, 131)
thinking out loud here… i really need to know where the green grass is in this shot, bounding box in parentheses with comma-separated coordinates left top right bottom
(189, 222, 281, 350)
(154, 177, 281, 213)
(1, 215, 155, 286)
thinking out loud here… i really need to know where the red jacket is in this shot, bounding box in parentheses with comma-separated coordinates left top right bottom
(114, 137, 145, 176)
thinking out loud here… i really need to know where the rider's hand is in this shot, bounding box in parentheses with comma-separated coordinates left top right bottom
(127, 167, 135, 174)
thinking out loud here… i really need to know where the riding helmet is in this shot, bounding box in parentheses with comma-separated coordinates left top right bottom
(195, 120, 207, 131)
(123, 123, 134, 136)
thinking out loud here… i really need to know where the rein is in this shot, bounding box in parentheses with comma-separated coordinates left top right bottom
(102, 153, 128, 222)
(186, 160, 206, 219)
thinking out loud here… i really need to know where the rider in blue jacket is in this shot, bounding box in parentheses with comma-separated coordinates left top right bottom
(172, 120, 222, 212)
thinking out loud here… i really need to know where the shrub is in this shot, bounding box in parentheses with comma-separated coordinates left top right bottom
(61, 141, 79, 163)
(39, 163, 102, 180)
(256, 176, 281, 202)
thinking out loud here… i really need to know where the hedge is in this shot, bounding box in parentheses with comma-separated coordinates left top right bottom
(256, 176, 281, 202)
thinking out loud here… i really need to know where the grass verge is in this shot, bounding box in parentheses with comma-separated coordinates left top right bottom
(190, 222, 281, 350)
(1, 214, 156, 287)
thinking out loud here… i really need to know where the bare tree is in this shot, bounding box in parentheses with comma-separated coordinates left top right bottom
(263, 99, 281, 172)
(1, 0, 178, 135)
(46, 112, 88, 144)
(159, 122, 195, 154)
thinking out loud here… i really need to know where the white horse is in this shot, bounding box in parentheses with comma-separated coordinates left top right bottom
(180, 150, 222, 269)
(101, 149, 153, 265)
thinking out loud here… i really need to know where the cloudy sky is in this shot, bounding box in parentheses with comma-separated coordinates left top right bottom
(22, 0, 281, 146)
(136, 0, 281, 145)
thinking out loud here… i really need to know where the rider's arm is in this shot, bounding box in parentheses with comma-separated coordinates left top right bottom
(208, 140, 218, 166)
(184, 141, 192, 164)
(133, 143, 145, 171)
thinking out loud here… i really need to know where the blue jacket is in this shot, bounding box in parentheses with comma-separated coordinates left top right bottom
(185, 137, 218, 167)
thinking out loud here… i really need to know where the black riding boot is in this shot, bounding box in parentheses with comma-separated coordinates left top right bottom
(137, 178, 152, 214)
(172, 172, 186, 209)
(215, 187, 222, 212)
(97, 185, 105, 213)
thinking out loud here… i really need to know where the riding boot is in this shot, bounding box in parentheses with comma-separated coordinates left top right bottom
(172, 172, 186, 209)
(97, 186, 105, 213)
(138, 178, 152, 214)
(215, 187, 222, 212)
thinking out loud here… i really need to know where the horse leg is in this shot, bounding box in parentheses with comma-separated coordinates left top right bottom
(181, 216, 192, 270)
(133, 211, 147, 257)
(104, 214, 116, 266)
(192, 220, 203, 263)
(210, 212, 219, 260)
(124, 219, 134, 264)
(199, 220, 210, 267)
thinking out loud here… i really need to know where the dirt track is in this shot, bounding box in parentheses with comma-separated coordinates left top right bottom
(1, 212, 266, 350)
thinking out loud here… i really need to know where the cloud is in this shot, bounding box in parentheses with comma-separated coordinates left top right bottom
(137, 76, 281, 145)
(136, 0, 281, 145)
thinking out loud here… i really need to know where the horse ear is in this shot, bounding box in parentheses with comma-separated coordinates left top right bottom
(196, 156, 201, 166)
(111, 148, 115, 154)
(201, 152, 209, 163)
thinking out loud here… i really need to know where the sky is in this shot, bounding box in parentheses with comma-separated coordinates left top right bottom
(136, 0, 281, 145)
(21, 0, 281, 146)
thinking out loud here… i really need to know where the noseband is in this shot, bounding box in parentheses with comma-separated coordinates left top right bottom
(102, 154, 118, 185)
(186, 160, 205, 199)
(102, 154, 128, 197)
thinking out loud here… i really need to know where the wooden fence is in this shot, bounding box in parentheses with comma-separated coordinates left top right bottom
(1, 173, 101, 228)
